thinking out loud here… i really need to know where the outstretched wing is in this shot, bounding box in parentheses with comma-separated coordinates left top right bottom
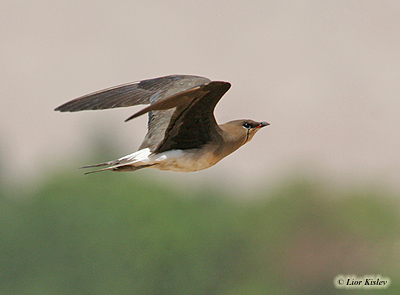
(54, 75, 210, 112)
(127, 81, 232, 153)
(54, 74, 219, 152)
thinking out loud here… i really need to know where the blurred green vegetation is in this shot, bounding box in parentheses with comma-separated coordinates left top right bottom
(1, 162, 399, 294)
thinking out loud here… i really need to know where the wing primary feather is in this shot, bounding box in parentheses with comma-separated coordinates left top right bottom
(54, 75, 210, 112)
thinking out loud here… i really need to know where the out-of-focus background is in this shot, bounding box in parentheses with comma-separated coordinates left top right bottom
(1, 0, 399, 294)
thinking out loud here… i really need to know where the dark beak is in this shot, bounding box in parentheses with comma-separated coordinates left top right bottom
(257, 121, 270, 128)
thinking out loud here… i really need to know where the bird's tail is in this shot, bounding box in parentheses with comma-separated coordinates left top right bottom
(80, 148, 153, 175)
(80, 163, 146, 175)
(79, 160, 122, 175)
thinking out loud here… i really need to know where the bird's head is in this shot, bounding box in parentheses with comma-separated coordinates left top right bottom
(233, 119, 269, 144)
(220, 119, 269, 149)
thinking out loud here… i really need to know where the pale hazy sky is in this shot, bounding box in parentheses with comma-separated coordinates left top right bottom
(2, 0, 400, 192)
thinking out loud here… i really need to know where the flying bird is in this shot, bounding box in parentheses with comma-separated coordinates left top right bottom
(55, 75, 269, 174)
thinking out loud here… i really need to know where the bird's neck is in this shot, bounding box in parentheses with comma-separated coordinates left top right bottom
(214, 125, 247, 158)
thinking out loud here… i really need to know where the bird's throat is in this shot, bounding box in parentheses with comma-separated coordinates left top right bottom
(244, 130, 250, 144)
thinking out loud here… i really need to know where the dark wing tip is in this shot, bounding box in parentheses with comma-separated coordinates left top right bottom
(202, 81, 231, 94)
(54, 105, 66, 112)
(54, 99, 87, 112)
(124, 115, 136, 122)
(202, 81, 232, 99)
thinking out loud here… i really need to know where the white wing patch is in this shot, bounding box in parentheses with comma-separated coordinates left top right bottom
(118, 148, 152, 164)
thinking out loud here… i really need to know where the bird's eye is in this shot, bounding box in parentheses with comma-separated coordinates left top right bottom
(243, 122, 252, 129)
